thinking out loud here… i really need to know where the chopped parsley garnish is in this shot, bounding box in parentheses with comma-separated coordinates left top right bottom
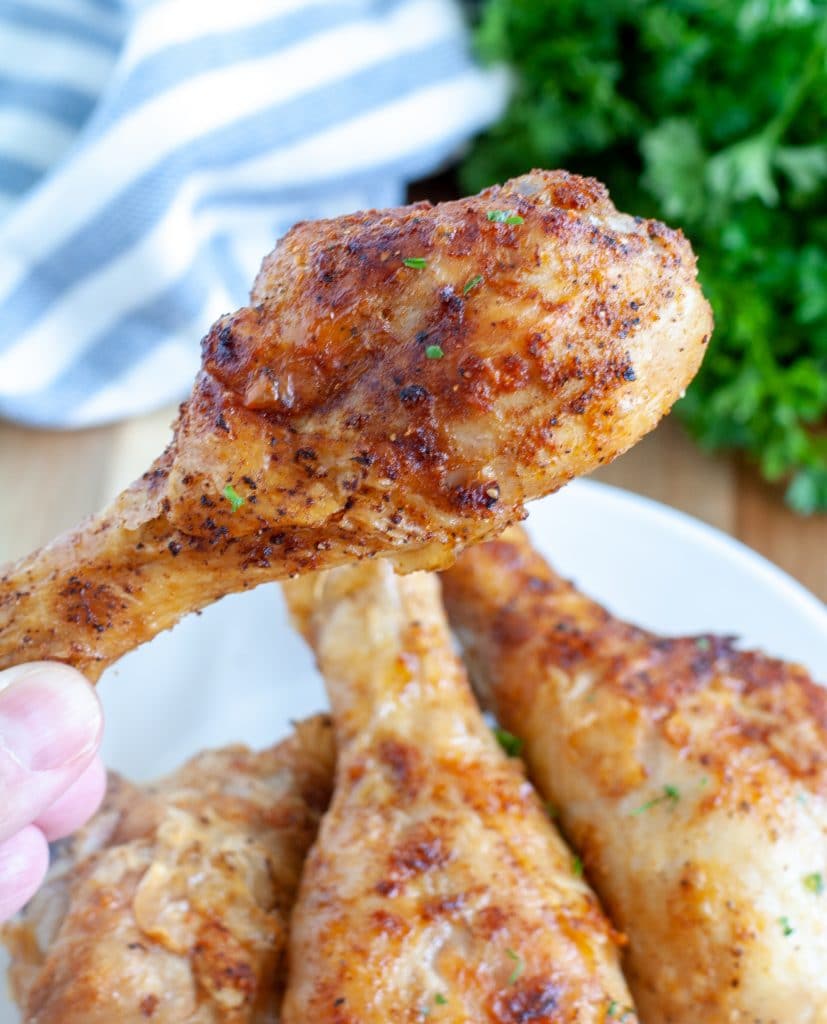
(222, 484, 245, 511)
(632, 784, 680, 815)
(463, 273, 484, 295)
(780, 916, 794, 936)
(804, 872, 824, 895)
(695, 636, 711, 650)
(545, 802, 558, 820)
(572, 855, 584, 877)
(606, 1007, 635, 1022)
(505, 948, 524, 984)
(403, 257, 428, 269)
(425, 344, 444, 359)
(487, 210, 524, 225)
(434, 994, 448, 1005)
(494, 727, 523, 757)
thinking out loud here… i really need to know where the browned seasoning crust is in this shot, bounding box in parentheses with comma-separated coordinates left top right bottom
(2, 716, 335, 1023)
(441, 527, 827, 1023)
(281, 563, 636, 1022)
(0, 170, 711, 679)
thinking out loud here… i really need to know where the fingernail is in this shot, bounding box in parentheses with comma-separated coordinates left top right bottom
(0, 664, 101, 773)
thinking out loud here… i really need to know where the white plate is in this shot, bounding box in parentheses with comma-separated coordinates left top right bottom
(2, 480, 825, 1018)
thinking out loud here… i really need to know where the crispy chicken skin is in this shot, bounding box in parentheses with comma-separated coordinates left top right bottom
(2, 717, 335, 1024)
(0, 170, 711, 680)
(281, 563, 637, 1023)
(442, 527, 827, 1023)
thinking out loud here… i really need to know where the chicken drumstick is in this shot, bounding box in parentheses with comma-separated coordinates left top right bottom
(0, 171, 711, 679)
(3, 716, 335, 1023)
(442, 527, 827, 1023)
(281, 562, 637, 1022)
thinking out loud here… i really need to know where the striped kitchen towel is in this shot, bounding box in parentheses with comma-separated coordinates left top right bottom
(0, 0, 507, 429)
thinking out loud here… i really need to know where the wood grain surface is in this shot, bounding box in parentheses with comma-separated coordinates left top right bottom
(0, 408, 823, 601)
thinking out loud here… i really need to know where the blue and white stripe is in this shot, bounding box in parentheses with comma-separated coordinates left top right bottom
(0, 0, 506, 428)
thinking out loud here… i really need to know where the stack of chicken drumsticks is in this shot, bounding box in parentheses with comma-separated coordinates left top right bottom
(2, 171, 825, 1023)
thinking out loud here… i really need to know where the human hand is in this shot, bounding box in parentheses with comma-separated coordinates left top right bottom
(0, 663, 105, 922)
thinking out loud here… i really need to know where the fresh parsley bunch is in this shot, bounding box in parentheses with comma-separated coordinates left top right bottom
(462, 0, 827, 512)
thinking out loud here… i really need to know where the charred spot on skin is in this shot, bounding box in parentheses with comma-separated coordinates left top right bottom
(390, 424, 448, 474)
(378, 739, 421, 796)
(60, 576, 116, 633)
(476, 905, 508, 937)
(295, 447, 319, 478)
(215, 324, 237, 364)
(216, 413, 230, 433)
(400, 384, 430, 405)
(168, 540, 182, 557)
(371, 909, 408, 937)
(617, 318, 641, 340)
(382, 824, 449, 894)
(492, 980, 560, 1023)
(548, 173, 607, 210)
(453, 481, 501, 513)
(140, 994, 159, 1017)
(526, 575, 553, 595)
(423, 893, 467, 919)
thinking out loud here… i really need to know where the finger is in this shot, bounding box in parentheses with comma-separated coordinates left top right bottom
(0, 825, 49, 923)
(35, 754, 107, 842)
(0, 662, 102, 844)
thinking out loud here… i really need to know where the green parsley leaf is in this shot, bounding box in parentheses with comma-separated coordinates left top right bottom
(632, 784, 680, 815)
(494, 727, 523, 757)
(545, 802, 558, 819)
(607, 1002, 619, 1019)
(487, 210, 524, 225)
(403, 257, 428, 269)
(223, 484, 245, 511)
(434, 994, 448, 1005)
(572, 855, 584, 877)
(695, 637, 711, 651)
(803, 872, 824, 895)
(425, 345, 444, 359)
(463, 273, 484, 295)
(505, 948, 524, 984)
(780, 916, 794, 937)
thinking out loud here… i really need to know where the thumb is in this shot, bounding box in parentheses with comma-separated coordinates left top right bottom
(0, 663, 102, 843)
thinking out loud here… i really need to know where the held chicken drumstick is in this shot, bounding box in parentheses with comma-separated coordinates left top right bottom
(281, 562, 637, 1023)
(0, 171, 711, 680)
(2, 716, 336, 1023)
(441, 527, 827, 1023)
